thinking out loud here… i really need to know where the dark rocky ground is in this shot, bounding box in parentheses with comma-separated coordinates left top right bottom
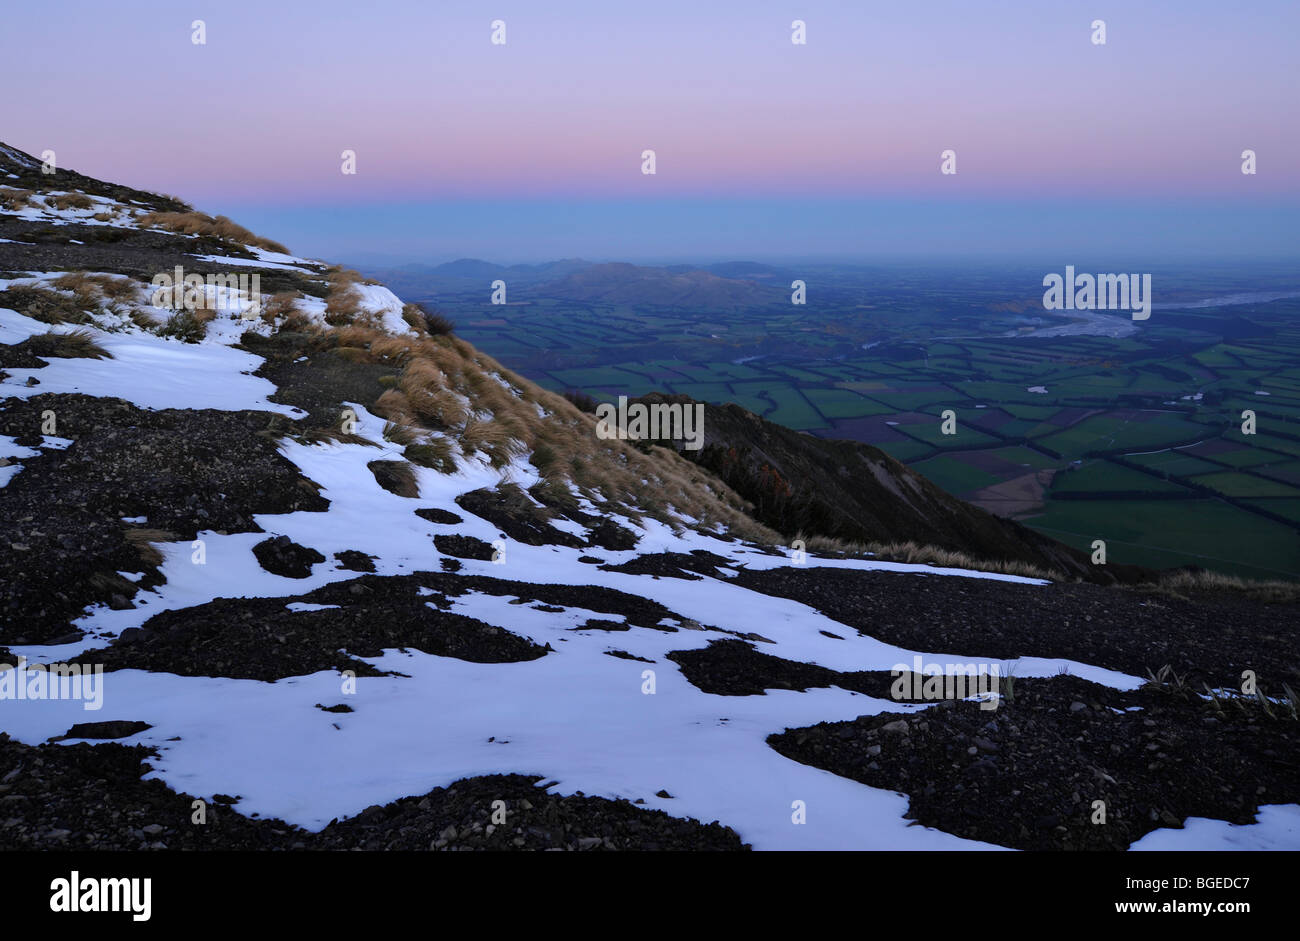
(0, 394, 327, 644)
(768, 674, 1300, 850)
(0, 214, 326, 299)
(0, 735, 745, 851)
(732, 565, 1300, 691)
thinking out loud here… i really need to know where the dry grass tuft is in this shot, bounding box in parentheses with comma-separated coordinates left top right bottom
(0, 285, 93, 324)
(404, 439, 458, 474)
(157, 310, 209, 343)
(371, 335, 418, 366)
(45, 192, 94, 211)
(801, 534, 1059, 581)
(295, 427, 380, 448)
(1134, 569, 1300, 604)
(382, 421, 421, 447)
(400, 301, 454, 336)
(23, 329, 111, 360)
(367, 460, 420, 498)
(124, 528, 178, 567)
(260, 292, 303, 326)
(361, 332, 773, 538)
(51, 272, 138, 303)
(324, 272, 362, 326)
(0, 187, 35, 211)
(136, 210, 290, 254)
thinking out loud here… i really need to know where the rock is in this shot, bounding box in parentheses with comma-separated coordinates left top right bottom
(880, 719, 910, 735)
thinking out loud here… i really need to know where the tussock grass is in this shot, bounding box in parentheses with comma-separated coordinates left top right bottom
(0, 286, 89, 324)
(157, 310, 209, 343)
(382, 420, 420, 447)
(367, 459, 420, 498)
(23, 329, 111, 360)
(1144, 665, 1300, 722)
(262, 282, 772, 540)
(129, 308, 161, 330)
(124, 528, 178, 567)
(404, 439, 458, 474)
(373, 333, 770, 536)
(0, 187, 35, 211)
(801, 534, 1060, 581)
(0, 285, 93, 324)
(260, 292, 303, 326)
(1134, 569, 1300, 605)
(401, 301, 454, 336)
(136, 210, 290, 254)
(279, 307, 315, 332)
(295, 427, 380, 448)
(371, 335, 419, 366)
(45, 192, 93, 211)
(323, 269, 364, 326)
(51, 272, 138, 303)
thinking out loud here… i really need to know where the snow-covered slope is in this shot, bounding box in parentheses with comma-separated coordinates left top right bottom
(1, 143, 1296, 852)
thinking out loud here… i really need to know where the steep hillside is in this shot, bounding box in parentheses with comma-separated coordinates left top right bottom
(630, 393, 1140, 583)
(0, 142, 1296, 853)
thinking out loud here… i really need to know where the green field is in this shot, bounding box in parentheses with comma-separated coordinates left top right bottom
(1025, 498, 1300, 582)
(1051, 461, 1190, 494)
(444, 278, 1300, 579)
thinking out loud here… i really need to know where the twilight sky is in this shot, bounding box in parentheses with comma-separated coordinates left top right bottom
(8, 0, 1298, 263)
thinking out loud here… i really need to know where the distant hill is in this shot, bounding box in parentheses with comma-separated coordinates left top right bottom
(534, 262, 782, 308)
(361, 257, 789, 309)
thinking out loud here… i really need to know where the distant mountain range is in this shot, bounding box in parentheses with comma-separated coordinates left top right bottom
(363, 258, 795, 308)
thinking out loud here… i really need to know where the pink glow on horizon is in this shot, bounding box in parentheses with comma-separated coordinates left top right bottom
(4, 0, 1295, 208)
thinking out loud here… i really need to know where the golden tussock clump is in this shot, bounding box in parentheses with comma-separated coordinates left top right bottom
(0, 187, 35, 211)
(45, 192, 94, 211)
(135, 210, 290, 255)
(260, 292, 303, 326)
(363, 330, 772, 538)
(124, 528, 179, 567)
(51, 272, 139, 304)
(322, 268, 369, 326)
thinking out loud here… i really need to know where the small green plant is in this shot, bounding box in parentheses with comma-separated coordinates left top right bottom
(1281, 684, 1299, 721)
(1144, 664, 1189, 694)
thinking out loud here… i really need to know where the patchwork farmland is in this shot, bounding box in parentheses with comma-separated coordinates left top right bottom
(436, 275, 1300, 581)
